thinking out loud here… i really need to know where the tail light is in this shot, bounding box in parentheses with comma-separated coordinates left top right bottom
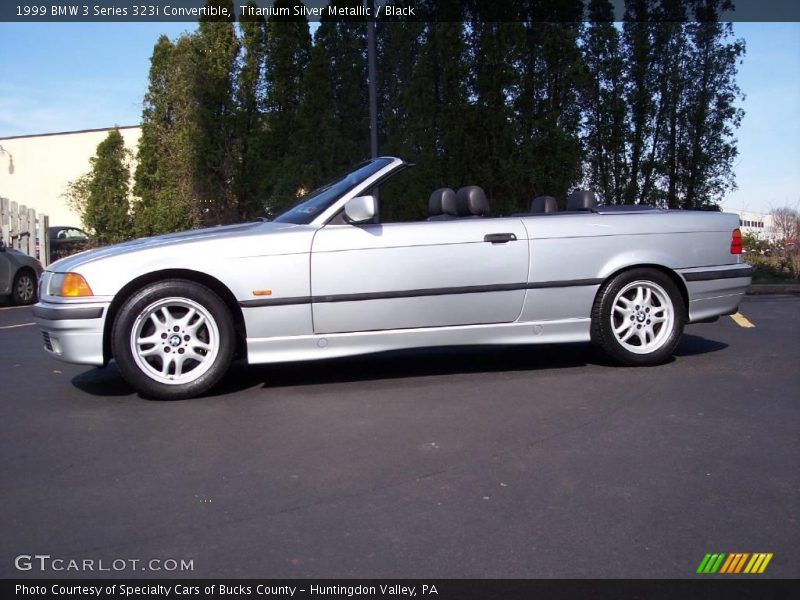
(730, 228, 743, 254)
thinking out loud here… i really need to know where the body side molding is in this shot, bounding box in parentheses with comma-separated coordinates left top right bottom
(239, 278, 605, 308)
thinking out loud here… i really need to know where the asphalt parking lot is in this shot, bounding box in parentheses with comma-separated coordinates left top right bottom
(1, 295, 798, 579)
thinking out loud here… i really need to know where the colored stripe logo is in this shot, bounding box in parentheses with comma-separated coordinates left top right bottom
(696, 553, 773, 574)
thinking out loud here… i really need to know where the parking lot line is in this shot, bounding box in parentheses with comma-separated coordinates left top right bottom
(730, 312, 755, 328)
(0, 305, 29, 311)
(0, 322, 35, 330)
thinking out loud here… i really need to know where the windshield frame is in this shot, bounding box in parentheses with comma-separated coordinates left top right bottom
(273, 157, 399, 225)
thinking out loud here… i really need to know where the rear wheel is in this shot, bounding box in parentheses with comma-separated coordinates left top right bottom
(12, 269, 37, 305)
(112, 280, 235, 399)
(591, 268, 685, 366)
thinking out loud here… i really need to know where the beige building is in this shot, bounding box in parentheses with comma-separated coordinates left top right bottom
(728, 208, 776, 241)
(0, 125, 141, 229)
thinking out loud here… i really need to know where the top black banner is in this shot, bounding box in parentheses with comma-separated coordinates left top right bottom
(2, 0, 799, 23)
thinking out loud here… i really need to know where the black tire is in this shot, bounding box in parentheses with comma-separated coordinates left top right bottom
(111, 279, 235, 400)
(12, 269, 38, 305)
(591, 268, 686, 366)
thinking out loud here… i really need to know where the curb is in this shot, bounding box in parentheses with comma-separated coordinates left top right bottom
(747, 284, 800, 295)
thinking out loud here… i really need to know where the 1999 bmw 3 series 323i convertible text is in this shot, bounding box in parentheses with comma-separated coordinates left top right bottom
(34, 158, 752, 399)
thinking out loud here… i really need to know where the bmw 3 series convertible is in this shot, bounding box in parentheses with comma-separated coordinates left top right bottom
(34, 157, 752, 399)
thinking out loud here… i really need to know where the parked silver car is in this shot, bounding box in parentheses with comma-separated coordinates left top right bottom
(33, 157, 752, 399)
(0, 240, 43, 305)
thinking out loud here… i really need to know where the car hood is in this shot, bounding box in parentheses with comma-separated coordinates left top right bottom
(48, 221, 308, 272)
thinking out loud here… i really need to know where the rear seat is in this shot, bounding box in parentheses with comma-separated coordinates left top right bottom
(566, 189, 597, 211)
(530, 195, 558, 213)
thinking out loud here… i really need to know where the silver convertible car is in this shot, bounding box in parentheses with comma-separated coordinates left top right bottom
(34, 157, 752, 399)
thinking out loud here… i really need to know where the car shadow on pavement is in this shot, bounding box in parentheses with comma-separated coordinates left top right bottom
(673, 333, 728, 357)
(215, 343, 597, 396)
(70, 334, 728, 400)
(71, 343, 595, 399)
(71, 364, 136, 397)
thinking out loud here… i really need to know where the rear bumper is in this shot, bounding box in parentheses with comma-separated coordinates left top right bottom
(678, 264, 752, 323)
(33, 300, 110, 366)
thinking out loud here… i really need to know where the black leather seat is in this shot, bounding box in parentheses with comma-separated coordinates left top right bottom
(428, 188, 458, 221)
(566, 189, 597, 211)
(455, 186, 489, 217)
(530, 195, 558, 213)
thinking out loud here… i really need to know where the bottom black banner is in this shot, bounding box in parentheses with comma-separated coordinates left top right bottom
(3, 579, 799, 600)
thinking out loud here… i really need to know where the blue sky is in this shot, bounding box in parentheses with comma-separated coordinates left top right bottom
(0, 21, 798, 214)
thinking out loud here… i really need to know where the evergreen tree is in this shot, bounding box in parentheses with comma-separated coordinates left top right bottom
(236, 2, 269, 218)
(512, 1, 585, 207)
(375, 12, 424, 220)
(134, 1, 240, 232)
(637, 0, 689, 206)
(678, 1, 744, 208)
(648, 3, 689, 207)
(262, 0, 312, 210)
(376, 6, 421, 162)
(82, 129, 133, 245)
(191, 0, 240, 225)
(583, 0, 628, 204)
(464, 0, 523, 214)
(297, 26, 339, 190)
(621, 0, 659, 204)
(314, 1, 370, 173)
(133, 35, 194, 237)
(130, 0, 746, 228)
(380, 0, 470, 220)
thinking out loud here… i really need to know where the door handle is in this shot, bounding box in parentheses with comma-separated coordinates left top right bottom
(484, 233, 517, 244)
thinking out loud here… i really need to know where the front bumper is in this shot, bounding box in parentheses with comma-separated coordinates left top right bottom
(33, 300, 111, 366)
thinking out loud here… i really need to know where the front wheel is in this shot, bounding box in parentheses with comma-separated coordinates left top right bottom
(591, 269, 685, 366)
(111, 280, 235, 399)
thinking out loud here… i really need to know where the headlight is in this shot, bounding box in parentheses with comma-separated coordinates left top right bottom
(49, 273, 94, 297)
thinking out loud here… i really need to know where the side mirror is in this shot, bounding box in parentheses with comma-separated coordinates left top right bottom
(343, 195, 376, 224)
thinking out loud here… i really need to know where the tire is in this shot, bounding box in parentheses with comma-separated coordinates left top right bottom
(111, 279, 235, 400)
(591, 268, 685, 366)
(12, 269, 38, 305)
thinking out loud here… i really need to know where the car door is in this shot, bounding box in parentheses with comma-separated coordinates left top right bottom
(0, 246, 10, 295)
(310, 218, 529, 334)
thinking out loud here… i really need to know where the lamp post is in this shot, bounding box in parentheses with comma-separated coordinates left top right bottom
(0, 145, 13, 174)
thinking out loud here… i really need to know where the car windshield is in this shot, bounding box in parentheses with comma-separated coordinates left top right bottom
(273, 158, 393, 224)
(55, 228, 88, 240)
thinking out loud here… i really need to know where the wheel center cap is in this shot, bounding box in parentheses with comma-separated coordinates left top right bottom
(637, 313, 646, 322)
(169, 335, 182, 347)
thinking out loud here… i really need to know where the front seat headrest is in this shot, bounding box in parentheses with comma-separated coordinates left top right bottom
(456, 186, 489, 217)
(428, 188, 456, 217)
(566, 189, 597, 211)
(530, 195, 558, 213)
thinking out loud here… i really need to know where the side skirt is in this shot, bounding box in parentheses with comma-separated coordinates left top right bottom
(245, 318, 591, 365)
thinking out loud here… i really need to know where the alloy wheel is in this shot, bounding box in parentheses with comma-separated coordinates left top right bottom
(129, 297, 221, 385)
(610, 280, 675, 355)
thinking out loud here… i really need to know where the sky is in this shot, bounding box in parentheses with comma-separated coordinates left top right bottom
(0, 21, 798, 215)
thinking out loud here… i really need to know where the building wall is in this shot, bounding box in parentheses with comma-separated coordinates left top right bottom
(729, 208, 776, 241)
(0, 126, 141, 229)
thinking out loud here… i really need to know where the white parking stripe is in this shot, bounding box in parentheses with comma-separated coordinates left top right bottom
(0, 305, 30, 311)
(0, 322, 35, 330)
